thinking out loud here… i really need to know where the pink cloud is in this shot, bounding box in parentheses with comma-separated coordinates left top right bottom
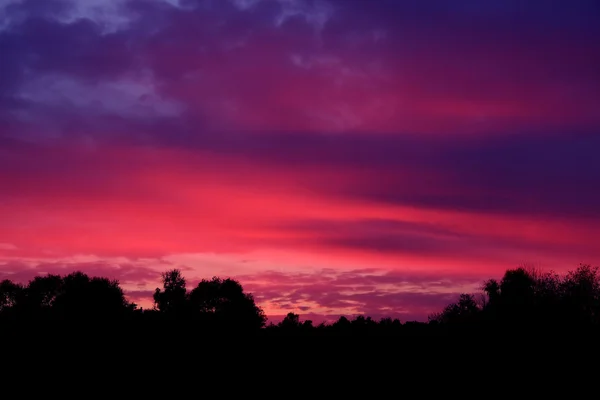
(235, 268, 484, 322)
(0, 259, 163, 285)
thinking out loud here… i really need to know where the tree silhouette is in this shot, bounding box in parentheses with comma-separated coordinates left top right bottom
(279, 312, 302, 329)
(0, 279, 23, 316)
(483, 279, 500, 304)
(429, 293, 480, 325)
(188, 276, 266, 329)
(52, 272, 133, 320)
(21, 274, 63, 318)
(153, 269, 188, 315)
(332, 316, 351, 333)
(500, 268, 536, 306)
(560, 264, 600, 325)
(0, 272, 133, 322)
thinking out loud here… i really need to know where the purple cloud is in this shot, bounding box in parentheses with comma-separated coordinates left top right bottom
(237, 268, 483, 322)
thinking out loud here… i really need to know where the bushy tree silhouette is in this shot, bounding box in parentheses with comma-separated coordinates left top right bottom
(189, 277, 266, 329)
(560, 264, 600, 325)
(429, 293, 480, 325)
(52, 272, 132, 320)
(20, 274, 63, 319)
(0, 272, 133, 322)
(278, 312, 302, 329)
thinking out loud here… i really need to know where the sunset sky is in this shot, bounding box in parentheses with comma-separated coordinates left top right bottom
(1, 0, 599, 322)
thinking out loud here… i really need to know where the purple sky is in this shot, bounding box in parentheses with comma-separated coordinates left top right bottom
(1, 0, 599, 322)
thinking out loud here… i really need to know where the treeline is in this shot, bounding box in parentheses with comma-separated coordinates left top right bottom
(1, 264, 600, 334)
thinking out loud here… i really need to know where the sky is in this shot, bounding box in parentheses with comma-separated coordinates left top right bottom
(1, 0, 599, 323)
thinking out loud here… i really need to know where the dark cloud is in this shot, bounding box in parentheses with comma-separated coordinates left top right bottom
(0, 11, 136, 93)
(357, 218, 593, 256)
(2, 0, 598, 118)
(220, 130, 600, 219)
(3, 128, 600, 224)
(337, 132, 600, 219)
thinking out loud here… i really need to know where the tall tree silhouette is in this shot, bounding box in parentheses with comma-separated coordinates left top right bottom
(483, 279, 500, 305)
(498, 267, 540, 326)
(153, 269, 188, 315)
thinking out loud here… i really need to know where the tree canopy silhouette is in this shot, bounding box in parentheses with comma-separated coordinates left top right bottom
(0, 271, 133, 321)
(2, 263, 600, 336)
(189, 276, 266, 329)
(151, 269, 266, 329)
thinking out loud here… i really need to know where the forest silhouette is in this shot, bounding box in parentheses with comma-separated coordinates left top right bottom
(2, 264, 600, 335)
